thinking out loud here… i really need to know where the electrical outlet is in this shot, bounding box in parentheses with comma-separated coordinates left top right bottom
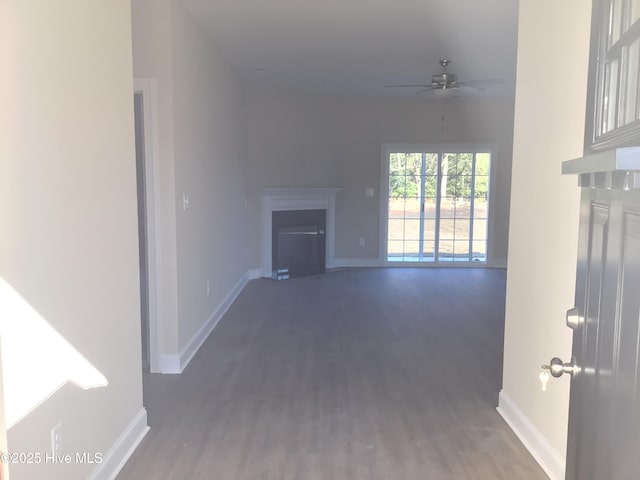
(51, 422, 63, 455)
(359, 237, 365, 247)
(365, 188, 374, 197)
(206, 280, 211, 297)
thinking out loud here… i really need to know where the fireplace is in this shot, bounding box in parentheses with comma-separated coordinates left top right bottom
(272, 210, 326, 279)
(260, 188, 341, 278)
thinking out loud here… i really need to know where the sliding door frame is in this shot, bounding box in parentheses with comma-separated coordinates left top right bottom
(379, 143, 497, 267)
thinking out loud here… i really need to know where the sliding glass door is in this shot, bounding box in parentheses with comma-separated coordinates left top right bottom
(385, 148, 490, 264)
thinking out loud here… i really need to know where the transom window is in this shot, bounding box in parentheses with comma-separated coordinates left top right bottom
(382, 146, 491, 264)
(588, 0, 640, 149)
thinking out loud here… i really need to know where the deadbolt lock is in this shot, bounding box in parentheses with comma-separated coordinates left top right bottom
(566, 307, 583, 330)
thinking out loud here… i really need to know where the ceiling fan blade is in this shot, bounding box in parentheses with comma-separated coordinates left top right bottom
(413, 87, 437, 95)
(457, 78, 503, 88)
(385, 84, 431, 88)
(424, 88, 461, 98)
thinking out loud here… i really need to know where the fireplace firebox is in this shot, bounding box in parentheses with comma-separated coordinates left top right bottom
(272, 209, 326, 279)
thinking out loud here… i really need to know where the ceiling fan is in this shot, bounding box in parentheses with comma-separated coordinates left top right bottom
(385, 59, 503, 95)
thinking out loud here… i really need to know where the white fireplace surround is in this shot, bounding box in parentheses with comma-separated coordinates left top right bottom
(260, 188, 342, 278)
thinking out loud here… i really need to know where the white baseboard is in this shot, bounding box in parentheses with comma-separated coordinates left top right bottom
(332, 258, 509, 269)
(489, 259, 508, 268)
(156, 354, 180, 374)
(333, 258, 382, 268)
(89, 408, 149, 480)
(497, 390, 565, 480)
(248, 268, 262, 280)
(177, 272, 249, 372)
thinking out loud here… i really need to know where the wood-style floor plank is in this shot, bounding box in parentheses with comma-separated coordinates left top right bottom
(118, 268, 547, 480)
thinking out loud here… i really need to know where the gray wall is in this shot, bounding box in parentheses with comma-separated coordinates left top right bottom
(171, 1, 249, 351)
(132, 0, 249, 360)
(2, 1, 145, 478)
(244, 87, 515, 267)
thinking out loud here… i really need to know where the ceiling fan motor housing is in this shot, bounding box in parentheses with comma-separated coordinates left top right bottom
(432, 72, 457, 88)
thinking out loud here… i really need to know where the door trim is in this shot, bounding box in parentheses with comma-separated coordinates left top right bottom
(133, 78, 160, 373)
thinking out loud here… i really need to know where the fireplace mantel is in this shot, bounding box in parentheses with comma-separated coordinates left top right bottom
(260, 188, 341, 278)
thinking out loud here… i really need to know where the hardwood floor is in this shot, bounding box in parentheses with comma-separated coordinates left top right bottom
(118, 268, 547, 480)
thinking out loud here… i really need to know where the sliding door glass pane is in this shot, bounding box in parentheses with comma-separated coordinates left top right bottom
(474, 197, 488, 222)
(474, 177, 489, 201)
(388, 219, 404, 240)
(424, 198, 437, 218)
(405, 198, 420, 218)
(473, 153, 490, 262)
(473, 219, 487, 241)
(457, 176, 472, 200)
(423, 219, 436, 240)
(403, 240, 420, 261)
(439, 240, 454, 262)
(455, 219, 470, 238)
(476, 153, 490, 175)
(457, 195, 471, 218)
(474, 182, 489, 215)
(388, 198, 404, 218)
(405, 176, 419, 198)
(453, 241, 470, 261)
(388, 151, 405, 262)
(423, 153, 439, 264)
(388, 240, 403, 260)
(423, 241, 435, 261)
(388, 153, 417, 262)
(457, 153, 473, 175)
(389, 176, 405, 200)
(404, 219, 420, 241)
(442, 153, 456, 199)
(424, 175, 438, 198)
(424, 153, 438, 175)
(442, 153, 457, 173)
(389, 153, 406, 175)
(439, 219, 455, 239)
(472, 241, 487, 262)
(445, 153, 472, 262)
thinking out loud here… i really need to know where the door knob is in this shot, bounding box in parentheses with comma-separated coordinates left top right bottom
(542, 357, 577, 378)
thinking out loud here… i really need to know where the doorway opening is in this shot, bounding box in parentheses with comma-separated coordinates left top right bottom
(134, 93, 150, 371)
(133, 79, 159, 375)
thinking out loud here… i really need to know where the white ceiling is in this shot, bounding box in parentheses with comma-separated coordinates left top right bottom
(182, 0, 519, 98)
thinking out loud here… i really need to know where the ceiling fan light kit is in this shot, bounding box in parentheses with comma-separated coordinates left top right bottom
(431, 59, 458, 89)
(431, 72, 458, 89)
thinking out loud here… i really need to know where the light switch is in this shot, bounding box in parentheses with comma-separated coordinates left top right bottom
(182, 193, 190, 211)
(365, 188, 374, 197)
